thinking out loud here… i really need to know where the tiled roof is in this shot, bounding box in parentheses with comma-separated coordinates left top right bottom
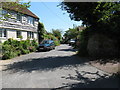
(2, 2, 39, 19)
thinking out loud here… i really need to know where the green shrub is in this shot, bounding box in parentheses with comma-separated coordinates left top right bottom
(54, 40, 60, 46)
(22, 49, 30, 54)
(2, 51, 18, 60)
(3, 38, 12, 45)
(2, 39, 38, 60)
(22, 40, 31, 50)
(29, 46, 36, 52)
(31, 39, 38, 48)
(2, 45, 17, 59)
(16, 50, 21, 56)
(18, 46, 29, 54)
(3, 38, 20, 48)
(2, 44, 15, 53)
(77, 29, 89, 57)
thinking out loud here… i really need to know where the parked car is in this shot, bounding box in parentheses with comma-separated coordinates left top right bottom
(68, 39, 76, 46)
(37, 40, 55, 51)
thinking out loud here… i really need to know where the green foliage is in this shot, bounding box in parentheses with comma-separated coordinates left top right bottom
(60, 2, 120, 37)
(63, 27, 80, 43)
(95, 2, 120, 22)
(2, 44, 18, 59)
(37, 22, 61, 46)
(54, 40, 60, 46)
(28, 46, 36, 52)
(60, 2, 99, 26)
(31, 39, 38, 48)
(60, 2, 120, 57)
(52, 29, 62, 41)
(3, 38, 21, 49)
(44, 33, 60, 46)
(77, 29, 89, 57)
(37, 22, 61, 45)
(21, 48, 30, 54)
(42, 32, 58, 44)
(64, 28, 78, 39)
(2, 38, 38, 60)
(21, 40, 31, 49)
(38, 22, 46, 42)
(18, 35, 23, 40)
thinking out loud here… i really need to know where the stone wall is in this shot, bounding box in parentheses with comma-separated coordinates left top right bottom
(87, 34, 119, 58)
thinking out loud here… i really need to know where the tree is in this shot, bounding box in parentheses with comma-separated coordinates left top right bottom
(60, 1, 120, 57)
(60, 1, 120, 39)
(37, 23, 61, 46)
(95, 2, 120, 22)
(63, 26, 85, 44)
(52, 29, 62, 41)
(38, 22, 46, 43)
(42, 32, 60, 46)
(60, 2, 100, 26)
(63, 27, 79, 42)
(60, 2, 120, 31)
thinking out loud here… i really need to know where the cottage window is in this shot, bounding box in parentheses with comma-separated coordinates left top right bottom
(0, 28, 7, 37)
(16, 31, 21, 38)
(17, 14, 21, 21)
(32, 32, 34, 38)
(28, 16, 34, 25)
(27, 31, 30, 38)
(2, 10, 8, 20)
(27, 31, 34, 38)
(4, 29, 6, 37)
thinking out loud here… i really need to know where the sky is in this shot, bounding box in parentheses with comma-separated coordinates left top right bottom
(28, 2, 82, 34)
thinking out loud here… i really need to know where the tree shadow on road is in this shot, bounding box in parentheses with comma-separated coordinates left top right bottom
(53, 70, 119, 89)
(3, 55, 88, 73)
(2, 54, 119, 89)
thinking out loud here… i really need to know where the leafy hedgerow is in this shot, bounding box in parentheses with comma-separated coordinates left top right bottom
(2, 38, 38, 60)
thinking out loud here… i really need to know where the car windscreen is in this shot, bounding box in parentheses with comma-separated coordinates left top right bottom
(41, 40, 49, 44)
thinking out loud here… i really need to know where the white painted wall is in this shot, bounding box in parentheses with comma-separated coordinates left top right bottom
(21, 31, 27, 40)
(34, 32, 38, 40)
(7, 29, 16, 39)
(0, 9, 39, 43)
(0, 28, 38, 43)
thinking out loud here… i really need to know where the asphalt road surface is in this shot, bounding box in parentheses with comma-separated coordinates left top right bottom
(1, 44, 119, 89)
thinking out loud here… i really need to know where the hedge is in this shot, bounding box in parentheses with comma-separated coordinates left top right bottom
(2, 38, 38, 60)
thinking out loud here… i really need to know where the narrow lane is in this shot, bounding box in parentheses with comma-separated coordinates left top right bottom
(1, 44, 118, 88)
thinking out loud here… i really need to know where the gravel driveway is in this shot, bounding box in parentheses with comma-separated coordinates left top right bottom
(0, 44, 119, 89)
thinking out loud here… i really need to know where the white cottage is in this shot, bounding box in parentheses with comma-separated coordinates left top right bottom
(0, 2, 39, 43)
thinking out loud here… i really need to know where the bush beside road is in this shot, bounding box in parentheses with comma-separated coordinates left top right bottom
(2, 38, 38, 60)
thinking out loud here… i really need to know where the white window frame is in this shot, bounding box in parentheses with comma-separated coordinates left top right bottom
(27, 16, 34, 25)
(27, 31, 34, 39)
(2, 9, 8, 20)
(17, 13, 21, 22)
